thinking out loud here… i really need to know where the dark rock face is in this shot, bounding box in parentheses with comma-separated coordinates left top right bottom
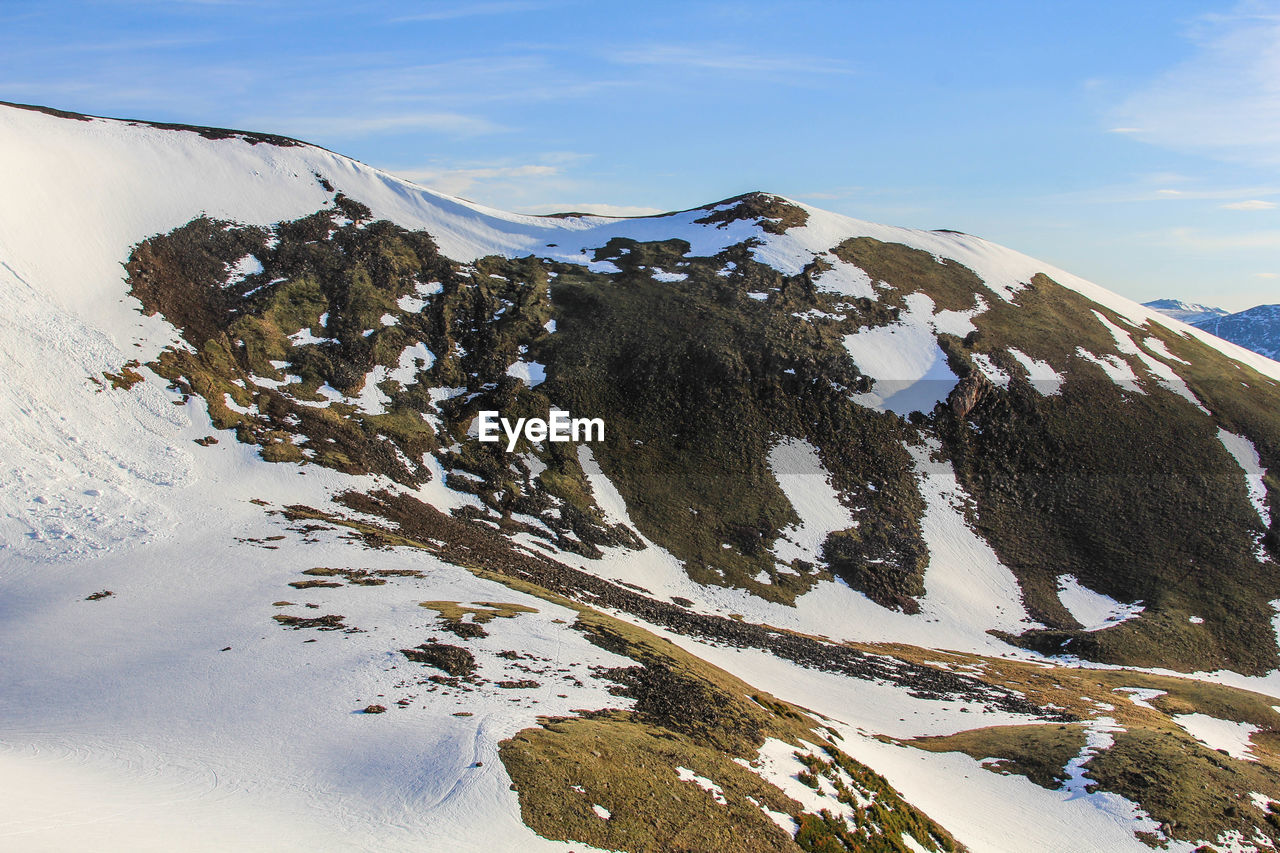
(949, 371, 991, 419)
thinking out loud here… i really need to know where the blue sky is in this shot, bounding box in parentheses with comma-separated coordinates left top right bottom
(2, 0, 1278, 310)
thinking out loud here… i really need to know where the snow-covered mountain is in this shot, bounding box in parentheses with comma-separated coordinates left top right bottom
(4, 100, 1280, 852)
(1195, 304, 1280, 361)
(1146, 299, 1279, 361)
(1142, 298, 1229, 326)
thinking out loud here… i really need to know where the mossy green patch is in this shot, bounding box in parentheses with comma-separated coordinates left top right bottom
(907, 724, 1087, 790)
(502, 611, 960, 853)
(418, 600, 538, 622)
(877, 642, 1280, 847)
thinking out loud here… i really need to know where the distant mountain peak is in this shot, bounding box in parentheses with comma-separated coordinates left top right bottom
(1143, 298, 1229, 325)
(1193, 303, 1280, 361)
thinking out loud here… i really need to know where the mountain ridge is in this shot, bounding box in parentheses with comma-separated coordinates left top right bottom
(4, 100, 1280, 852)
(1194, 304, 1280, 362)
(1142, 297, 1230, 326)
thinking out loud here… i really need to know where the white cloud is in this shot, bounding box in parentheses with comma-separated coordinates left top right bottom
(515, 202, 666, 217)
(392, 163, 561, 196)
(392, 1, 561, 22)
(1221, 199, 1278, 209)
(1055, 181, 1280, 205)
(1255, 271, 1280, 278)
(1163, 226, 1280, 251)
(250, 112, 505, 138)
(1112, 3, 1280, 163)
(611, 44, 854, 76)
(794, 186, 862, 201)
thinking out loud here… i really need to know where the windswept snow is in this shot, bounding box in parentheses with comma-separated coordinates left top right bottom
(0, 262, 190, 559)
(1056, 575, 1144, 631)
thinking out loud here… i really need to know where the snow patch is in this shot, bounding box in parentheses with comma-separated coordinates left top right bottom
(505, 359, 547, 388)
(1113, 687, 1166, 711)
(1218, 429, 1272, 531)
(843, 294, 960, 415)
(226, 253, 263, 284)
(675, 766, 727, 805)
(969, 352, 1010, 388)
(1056, 575, 1144, 631)
(1008, 349, 1064, 395)
(1075, 348, 1143, 391)
(1172, 713, 1259, 761)
(768, 438, 853, 566)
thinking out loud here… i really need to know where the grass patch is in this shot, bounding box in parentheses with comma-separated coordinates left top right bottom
(907, 724, 1086, 790)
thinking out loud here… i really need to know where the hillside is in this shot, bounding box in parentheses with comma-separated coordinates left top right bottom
(3, 100, 1280, 852)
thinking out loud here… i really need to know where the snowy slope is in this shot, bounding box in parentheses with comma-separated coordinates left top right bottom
(4, 102, 1277, 384)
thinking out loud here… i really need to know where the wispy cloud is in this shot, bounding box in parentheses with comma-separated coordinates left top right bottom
(515, 202, 667, 217)
(392, 1, 562, 22)
(388, 150, 597, 200)
(1054, 180, 1280, 205)
(1255, 271, 1280, 278)
(1112, 2, 1280, 163)
(251, 111, 505, 139)
(611, 44, 854, 76)
(794, 186, 863, 201)
(1161, 226, 1280, 251)
(394, 163, 560, 196)
(1221, 199, 1278, 209)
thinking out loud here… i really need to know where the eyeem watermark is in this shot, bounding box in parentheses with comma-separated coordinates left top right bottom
(477, 410, 604, 452)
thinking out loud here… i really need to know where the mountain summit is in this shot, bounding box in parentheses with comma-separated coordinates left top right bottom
(1142, 298, 1230, 326)
(3, 101, 1280, 852)
(1194, 304, 1280, 362)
